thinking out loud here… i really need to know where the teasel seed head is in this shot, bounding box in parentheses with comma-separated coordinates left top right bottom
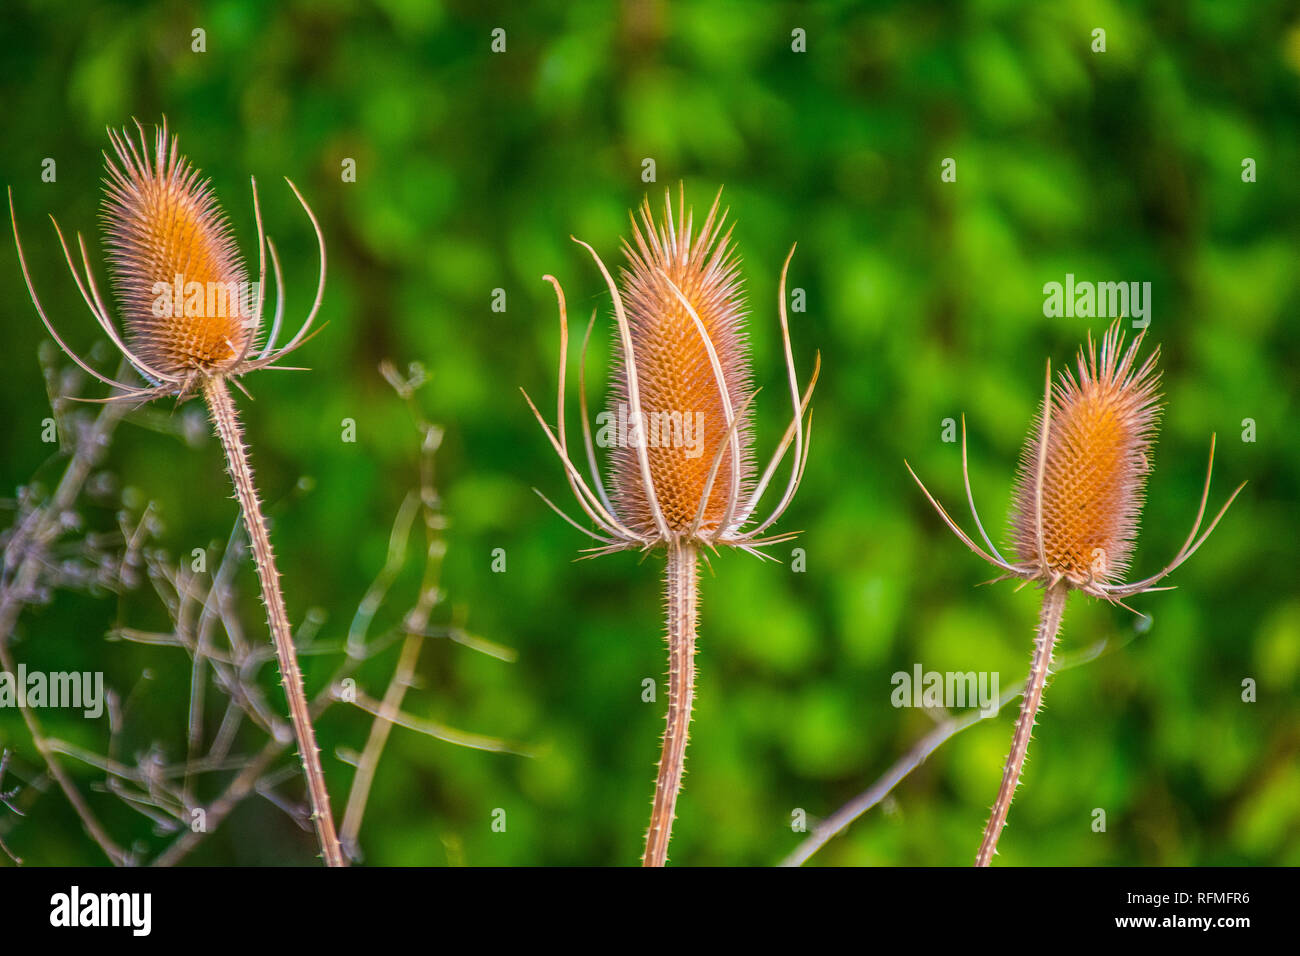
(905, 319, 1245, 608)
(10, 118, 326, 404)
(1009, 321, 1161, 587)
(525, 185, 819, 557)
(610, 190, 753, 538)
(102, 121, 250, 377)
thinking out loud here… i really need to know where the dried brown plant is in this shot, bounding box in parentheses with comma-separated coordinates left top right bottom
(1, 354, 517, 865)
(9, 119, 341, 865)
(906, 320, 1244, 866)
(525, 187, 819, 865)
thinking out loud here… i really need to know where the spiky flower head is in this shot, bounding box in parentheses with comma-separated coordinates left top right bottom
(1009, 322, 1161, 587)
(9, 118, 324, 405)
(525, 185, 818, 557)
(905, 318, 1243, 608)
(610, 191, 753, 538)
(102, 121, 251, 378)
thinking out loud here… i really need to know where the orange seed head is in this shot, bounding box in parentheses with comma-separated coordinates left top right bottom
(1010, 321, 1162, 586)
(102, 121, 250, 379)
(609, 190, 753, 538)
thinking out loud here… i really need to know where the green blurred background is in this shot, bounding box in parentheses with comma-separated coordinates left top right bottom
(0, 0, 1297, 866)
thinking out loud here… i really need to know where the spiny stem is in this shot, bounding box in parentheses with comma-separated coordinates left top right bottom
(643, 538, 697, 867)
(976, 580, 1067, 867)
(203, 376, 344, 867)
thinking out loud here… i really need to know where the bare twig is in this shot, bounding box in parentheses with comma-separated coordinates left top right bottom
(781, 630, 1123, 867)
(337, 361, 524, 859)
(0, 366, 133, 866)
(0, 750, 24, 864)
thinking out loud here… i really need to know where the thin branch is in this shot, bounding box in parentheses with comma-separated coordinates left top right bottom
(0, 370, 133, 866)
(781, 626, 1122, 867)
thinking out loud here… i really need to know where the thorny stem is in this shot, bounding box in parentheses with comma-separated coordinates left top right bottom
(203, 377, 344, 867)
(643, 538, 697, 867)
(976, 580, 1067, 867)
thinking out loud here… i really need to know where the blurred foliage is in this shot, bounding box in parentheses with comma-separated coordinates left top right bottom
(0, 0, 1297, 866)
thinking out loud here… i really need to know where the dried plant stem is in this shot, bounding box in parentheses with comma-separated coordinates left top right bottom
(0, 397, 131, 865)
(153, 736, 279, 867)
(203, 377, 344, 868)
(781, 633, 1122, 866)
(154, 670, 343, 867)
(0, 641, 129, 865)
(976, 580, 1067, 866)
(643, 539, 698, 867)
(341, 631, 423, 857)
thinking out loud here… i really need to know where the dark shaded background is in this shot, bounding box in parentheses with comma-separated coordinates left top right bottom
(0, 0, 1297, 866)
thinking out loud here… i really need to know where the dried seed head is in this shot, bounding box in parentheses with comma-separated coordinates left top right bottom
(609, 189, 754, 537)
(1010, 321, 1162, 586)
(102, 121, 250, 379)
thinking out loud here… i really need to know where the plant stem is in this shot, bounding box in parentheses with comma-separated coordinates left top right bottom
(0, 398, 130, 865)
(203, 377, 344, 867)
(341, 631, 422, 858)
(976, 580, 1067, 867)
(643, 538, 698, 867)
